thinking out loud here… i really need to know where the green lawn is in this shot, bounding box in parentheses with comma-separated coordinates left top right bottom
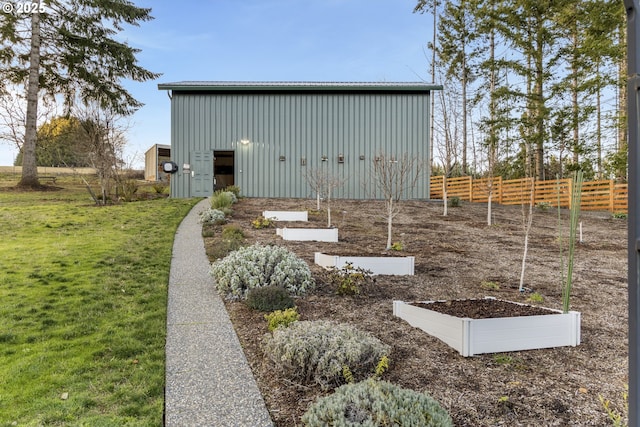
(0, 176, 198, 426)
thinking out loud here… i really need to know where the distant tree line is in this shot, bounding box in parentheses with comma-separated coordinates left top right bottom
(415, 0, 627, 182)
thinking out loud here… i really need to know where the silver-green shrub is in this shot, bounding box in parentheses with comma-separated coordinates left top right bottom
(198, 207, 227, 225)
(302, 378, 453, 426)
(263, 320, 390, 390)
(210, 244, 314, 299)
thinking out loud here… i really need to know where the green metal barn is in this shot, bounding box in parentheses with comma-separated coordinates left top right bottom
(156, 81, 440, 199)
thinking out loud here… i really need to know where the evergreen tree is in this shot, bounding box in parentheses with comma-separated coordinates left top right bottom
(0, 0, 159, 188)
(431, 0, 482, 175)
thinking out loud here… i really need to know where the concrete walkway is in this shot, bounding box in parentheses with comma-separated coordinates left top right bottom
(165, 198, 273, 426)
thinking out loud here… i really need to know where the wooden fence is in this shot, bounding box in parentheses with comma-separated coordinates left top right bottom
(429, 176, 628, 213)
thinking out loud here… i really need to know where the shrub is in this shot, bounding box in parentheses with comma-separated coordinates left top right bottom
(251, 216, 275, 229)
(263, 320, 390, 389)
(206, 224, 246, 260)
(211, 190, 237, 210)
(221, 224, 244, 240)
(210, 244, 314, 299)
(199, 207, 227, 225)
(390, 241, 403, 251)
(118, 179, 138, 202)
(224, 185, 241, 198)
(152, 182, 168, 194)
(302, 378, 453, 427)
(448, 196, 461, 207)
(246, 285, 295, 312)
(527, 292, 544, 304)
(324, 263, 373, 296)
(264, 307, 299, 331)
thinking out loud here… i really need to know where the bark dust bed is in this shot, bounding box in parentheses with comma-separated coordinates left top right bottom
(203, 197, 628, 426)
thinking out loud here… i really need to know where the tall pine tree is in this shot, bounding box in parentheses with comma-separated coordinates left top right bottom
(0, 0, 159, 188)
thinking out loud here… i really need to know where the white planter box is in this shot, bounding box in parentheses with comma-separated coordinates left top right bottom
(276, 227, 338, 242)
(314, 252, 415, 276)
(263, 210, 308, 222)
(393, 298, 580, 357)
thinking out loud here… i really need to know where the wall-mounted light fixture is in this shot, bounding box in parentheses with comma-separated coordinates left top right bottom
(239, 139, 250, 145)
(337, 154, 345, 163)
(359, 155, 365, 161)
(279, 155, 286, 162)
(301, 157, 307, 166)
(321, 155, 328, 162)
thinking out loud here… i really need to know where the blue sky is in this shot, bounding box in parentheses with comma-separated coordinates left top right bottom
(1, 0, 435, 167)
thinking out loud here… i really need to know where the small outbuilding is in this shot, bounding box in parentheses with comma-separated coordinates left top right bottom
(144, 144, 171, 182)
(156, 81, 440, 198)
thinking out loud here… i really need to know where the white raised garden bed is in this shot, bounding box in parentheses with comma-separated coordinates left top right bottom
(276, 227, 338, 242)
(393, 298, 581, 357)
(263, 210, 308, 221)
(314, 252, 415, 276)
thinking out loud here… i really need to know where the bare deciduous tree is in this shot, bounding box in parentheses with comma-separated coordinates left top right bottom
(0, 88, 54, 160)
(76, 103, 129, 205)
(303, 167, 345, 227)
(369, 152, 425, 249)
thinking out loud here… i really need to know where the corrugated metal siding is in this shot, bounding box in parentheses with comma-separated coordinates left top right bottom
(170, 92, 430, 199)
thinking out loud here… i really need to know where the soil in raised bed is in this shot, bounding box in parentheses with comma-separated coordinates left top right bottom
(412, 298, 556, 319)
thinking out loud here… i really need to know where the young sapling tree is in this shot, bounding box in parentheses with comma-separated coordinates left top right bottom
(519, 176, 535, 292)
(369, 152, 424, 249)
(303, 167, 345, 227)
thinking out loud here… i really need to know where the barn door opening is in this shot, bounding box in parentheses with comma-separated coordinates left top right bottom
(214, 151, 235, 191)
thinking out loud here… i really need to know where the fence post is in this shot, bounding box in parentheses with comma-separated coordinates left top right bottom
(468, 176, 473, 202)
(610, 180, 615, 213)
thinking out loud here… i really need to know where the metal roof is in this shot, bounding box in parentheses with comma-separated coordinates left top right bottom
(157, 81, 442, 93)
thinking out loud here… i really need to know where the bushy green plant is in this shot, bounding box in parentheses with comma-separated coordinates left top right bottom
(612, 212, 627, 219)
(265, 307, 299, 331)
(527, 292, 544, 304)
(118, 179, 139, 202)
(211, 190, 237, 210)
(302, 378, 453, 426)
(199, 207, 227, 225)
(224, 185, 241, 198)
(389, 241, 404, 251)
(210, 244, 314, 299)
(481, 280, 500, 290)
(221, 224, 244, 240)
(263, 320, 390, 389)
(152, 182, 168, 194)
(206, 225, 245, 260)
(536, 201, 551, 211)
(325, 263, 373, 296)
(246, 285, 295, 312)
(251, 216, 275, 229)
(448, 196, 461, 207)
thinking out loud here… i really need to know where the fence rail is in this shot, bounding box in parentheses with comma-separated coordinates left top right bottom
(429, 176, 628, 213)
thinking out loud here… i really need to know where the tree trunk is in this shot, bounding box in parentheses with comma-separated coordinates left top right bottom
(386, 197, 393, 249)
(19, 9, 41, 188)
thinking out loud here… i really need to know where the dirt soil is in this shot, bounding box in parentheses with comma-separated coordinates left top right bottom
(203, 197, 628, 426)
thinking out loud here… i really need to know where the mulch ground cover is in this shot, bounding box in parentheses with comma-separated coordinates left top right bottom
(203, 197, 628, 426)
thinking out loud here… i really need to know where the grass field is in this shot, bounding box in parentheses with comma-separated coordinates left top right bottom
(0, 175, 198, 426)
